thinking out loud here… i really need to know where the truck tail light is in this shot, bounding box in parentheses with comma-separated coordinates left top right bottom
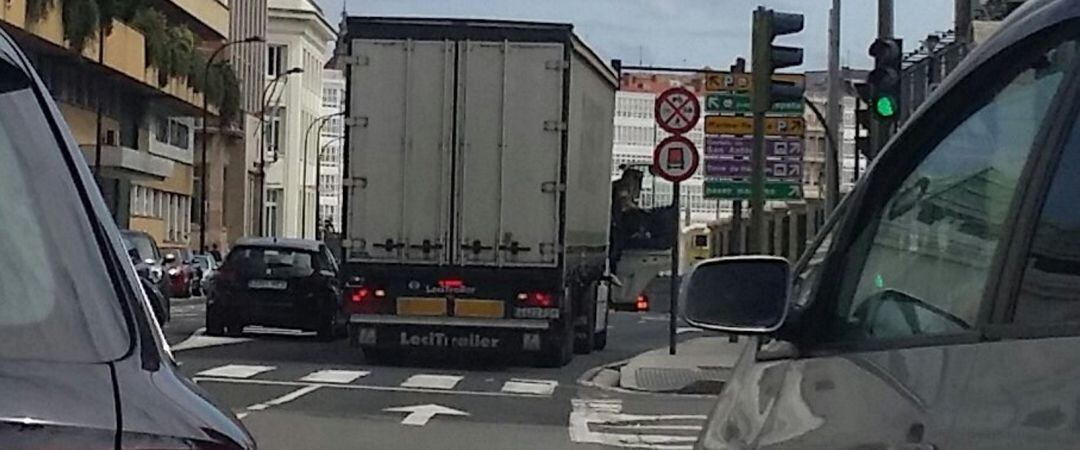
(517, 291, 554, 308)
(347, 285, 385, 314)
(636, 294, 649, 311)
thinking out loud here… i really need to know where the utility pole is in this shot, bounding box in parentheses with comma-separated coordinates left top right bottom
(729, 57, 746, 255)
(825, 0, 841, 214)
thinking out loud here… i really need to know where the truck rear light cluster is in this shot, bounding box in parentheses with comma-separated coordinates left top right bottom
(347, 285, 386, 314)
(350, 286, 386, 303)
(517, 291, 554, 308)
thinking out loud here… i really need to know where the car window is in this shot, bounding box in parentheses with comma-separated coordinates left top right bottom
(228, 246, 316, 278)
(822, 37, 1077, 344)
(0, 59, 129, 362)
(124, 232, 160, 262)
(1014, 109, 1080, 325)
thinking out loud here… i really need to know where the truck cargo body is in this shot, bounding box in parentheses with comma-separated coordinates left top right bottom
(339, 17, 617, 365)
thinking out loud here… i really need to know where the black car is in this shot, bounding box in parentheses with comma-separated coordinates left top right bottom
(0, 26, 252, 449)
(208, 237, 344, 340)
(121, 230, 172, 322)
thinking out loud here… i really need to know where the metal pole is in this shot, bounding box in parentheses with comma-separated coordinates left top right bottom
(879, 0, 894, 39)
(93, 28, 105, 180)
(257, 68, 301, 236)
(825, 0, 841, 214)
(955, 0, 972, 45)
(669, 181, 680, 355)
(731, 201, 742, 254)
(302, 112, 345, 238)
(749, 9, 766, 254)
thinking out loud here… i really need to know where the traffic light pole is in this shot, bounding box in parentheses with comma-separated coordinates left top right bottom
(669, 181, 680, 356)
(748, 9, 768, 254)
(825, 0, 841, 214)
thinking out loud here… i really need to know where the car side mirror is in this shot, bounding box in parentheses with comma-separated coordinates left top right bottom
(164, 253, 177, 264)
(681, 256, 790, 334)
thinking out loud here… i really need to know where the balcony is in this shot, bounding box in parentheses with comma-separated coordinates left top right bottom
(80, 144, 176, 180)
(165, 0, 228, 39)
(0, 0, 26, 29)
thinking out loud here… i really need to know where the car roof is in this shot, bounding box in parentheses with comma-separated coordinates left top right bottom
(233, 237, 323, 252)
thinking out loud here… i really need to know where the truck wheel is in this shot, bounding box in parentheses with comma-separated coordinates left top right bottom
(540, 320, 574, 367)
(573, 285, 596, 355)
(205, 308, 225, 336)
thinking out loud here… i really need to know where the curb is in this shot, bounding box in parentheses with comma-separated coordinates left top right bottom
(576, 357, 719, 398)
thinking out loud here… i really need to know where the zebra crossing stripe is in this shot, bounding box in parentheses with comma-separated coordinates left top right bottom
(400, 374, 463, 390)
(501, 379, 558, 395)
(196, 364, 275, 379)
(299, 370, 371, 384)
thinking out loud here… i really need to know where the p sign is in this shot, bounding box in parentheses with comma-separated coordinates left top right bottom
(653, 135, 699, 183)
(655, 87, 701, 134)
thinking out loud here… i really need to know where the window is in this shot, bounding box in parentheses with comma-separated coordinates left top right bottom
(266, 188, 283, 237)
(1016, 106, 1080, 325)
(820, 37, 1075, 343)
(267, 44, 287, 77)
(267, 108, 284, 155)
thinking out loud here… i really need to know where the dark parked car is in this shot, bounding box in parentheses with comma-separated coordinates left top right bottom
(208, 237, 344, 340)
(685, 1, 1080, 449)
(0, 26, 252, 448)
(121, 230, 171, 319)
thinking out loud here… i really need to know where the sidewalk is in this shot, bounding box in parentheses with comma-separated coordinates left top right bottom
(586, 336, 747, 395)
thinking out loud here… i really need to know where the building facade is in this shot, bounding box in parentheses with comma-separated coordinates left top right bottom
(318, 68, 345, 235)
(264, 0, 335, 238)
(0, 0, 231, 252)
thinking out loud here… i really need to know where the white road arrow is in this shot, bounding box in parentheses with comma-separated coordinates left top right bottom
(383, 403, 470, 426)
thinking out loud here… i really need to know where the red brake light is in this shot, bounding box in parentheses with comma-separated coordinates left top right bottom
(517, 291, 553, 307)
(636, 295, 649, 311)
(351, 288, 370, 303)
(438, 278, 464, 289)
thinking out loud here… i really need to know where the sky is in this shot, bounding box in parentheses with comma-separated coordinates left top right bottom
(313, 0, 955, 71)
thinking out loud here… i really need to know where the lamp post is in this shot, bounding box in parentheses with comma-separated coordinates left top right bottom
(301, 111, 345, 238)
(257, 67, 304, 236)
(314, 135, 344, 240)
(199, 35, 263, 254)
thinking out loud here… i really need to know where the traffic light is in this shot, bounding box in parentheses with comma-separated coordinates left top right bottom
(751, 7, 805, 113)
(868, 38, 903, 121)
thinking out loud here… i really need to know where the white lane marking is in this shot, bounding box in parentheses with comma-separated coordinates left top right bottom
(676, 327, 700, 335)
(236, 412, 249, 419)
(383, 403, 469, 426)
(299, 369, 370, 384)
(245, 385, 321, 411)
(194, 376, 547, 399)
(245, 326, 313, 336)
(501, 379, 558, 396)
(196, 364, 275, 379)
(400, 374, 463, 390)
(172, 329, 252, 352)
(569, 399, 707, 450)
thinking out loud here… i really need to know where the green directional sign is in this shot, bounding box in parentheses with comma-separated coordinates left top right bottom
(704, 180, 803, 200)
(705, 93, 804, 116)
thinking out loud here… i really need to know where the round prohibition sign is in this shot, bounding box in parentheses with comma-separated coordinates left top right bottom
(654, 87, 701, 134)
(652, 135, 699, 183)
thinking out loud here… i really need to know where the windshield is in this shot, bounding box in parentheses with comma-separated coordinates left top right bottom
(227, 246, 316, 278)
(0, 56, 128, 362)
(123, 232, 159, 262)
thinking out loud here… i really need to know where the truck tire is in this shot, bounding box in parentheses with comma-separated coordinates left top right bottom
(574, 284, 596, 355)
(205, 307, 225, 336)
(540, 319, 574, 367)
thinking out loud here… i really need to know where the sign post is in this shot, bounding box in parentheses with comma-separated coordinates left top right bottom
(653, 88, 700, 356)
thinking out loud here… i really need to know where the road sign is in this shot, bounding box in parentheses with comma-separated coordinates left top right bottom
(654, 87, 700, 134)
(704, 180, 802, 200)
(704, 159, 802, 181)
(704, 72, 806, 93)
(652, 135, 699, 183)
(705, 93, 804, 115)
(705, 135, 803, 158)
(704, 115, 805, 136)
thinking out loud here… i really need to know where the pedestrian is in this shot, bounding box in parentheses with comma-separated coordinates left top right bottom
(210, 243, 223, 263)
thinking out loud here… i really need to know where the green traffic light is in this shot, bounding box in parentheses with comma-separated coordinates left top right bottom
(875, 96, 897, 118)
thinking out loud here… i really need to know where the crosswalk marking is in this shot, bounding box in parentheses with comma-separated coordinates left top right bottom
(501, 379, 558, 395)
(299, 370, 370, 384)
(197, 364, 275, 379)
(400, 374, 463, 390)
(569, 398, 707, 450)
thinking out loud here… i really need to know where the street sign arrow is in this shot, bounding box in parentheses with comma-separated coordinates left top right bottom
(384, 403, 470, 426)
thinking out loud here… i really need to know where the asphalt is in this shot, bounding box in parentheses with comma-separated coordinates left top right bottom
(162, 296, 717, 450)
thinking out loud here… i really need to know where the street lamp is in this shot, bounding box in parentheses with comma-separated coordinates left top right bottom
(314, 135, 344, 240)
(301, 111, 345, 238)
(257, 66, 304, 236)
(199, 35, 263, 254)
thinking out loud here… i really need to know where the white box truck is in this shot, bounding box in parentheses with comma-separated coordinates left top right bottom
(338, 17, 618, 366)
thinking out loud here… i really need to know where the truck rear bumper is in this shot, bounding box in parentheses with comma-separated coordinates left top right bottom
(348, 314, 550, 330)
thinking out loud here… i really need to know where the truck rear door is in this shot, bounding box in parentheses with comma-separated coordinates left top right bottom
(345, 39, 455, 264)
(454, 41, 564, 267)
